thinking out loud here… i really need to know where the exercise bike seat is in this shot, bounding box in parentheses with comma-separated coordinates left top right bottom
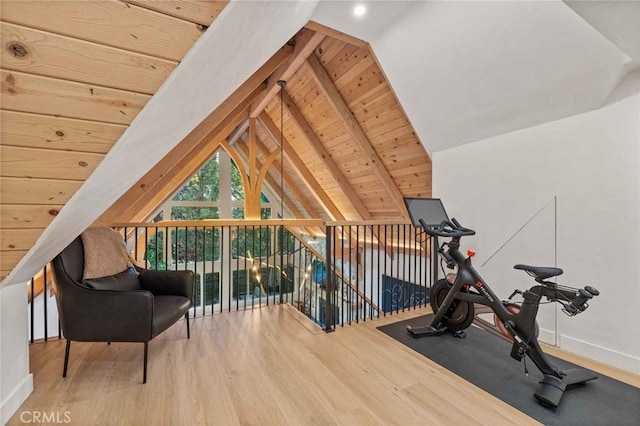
(514, 264, 563, 280)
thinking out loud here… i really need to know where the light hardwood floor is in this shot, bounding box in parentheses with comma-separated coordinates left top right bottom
(8, 305, 638, 425)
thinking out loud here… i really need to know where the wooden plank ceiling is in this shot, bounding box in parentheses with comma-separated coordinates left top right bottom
(0, 2, 431, 281)
(0, 1, 228, 280)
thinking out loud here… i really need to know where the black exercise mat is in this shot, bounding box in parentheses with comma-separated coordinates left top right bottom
(378, 315, 640, 425)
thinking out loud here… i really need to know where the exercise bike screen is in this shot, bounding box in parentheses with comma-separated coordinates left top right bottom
(404, 198, 450, 228)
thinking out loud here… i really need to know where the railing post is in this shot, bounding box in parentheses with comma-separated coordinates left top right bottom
(279, 225, 284, 304)
(324, 224, 334, 332)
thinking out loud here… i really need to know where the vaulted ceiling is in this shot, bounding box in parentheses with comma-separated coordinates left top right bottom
(1, 1, 430, 282)
(1, 1, 637, 286)
(96, 25, 431, 227)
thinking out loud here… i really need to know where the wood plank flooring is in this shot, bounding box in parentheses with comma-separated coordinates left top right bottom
(8, 306, 638, 425)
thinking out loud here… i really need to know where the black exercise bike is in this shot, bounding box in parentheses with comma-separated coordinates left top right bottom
(403, 198, 599, 408)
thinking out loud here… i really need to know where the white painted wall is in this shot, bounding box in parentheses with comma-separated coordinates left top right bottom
(433, 71, 640, 373)
(1, 282, 33, 424)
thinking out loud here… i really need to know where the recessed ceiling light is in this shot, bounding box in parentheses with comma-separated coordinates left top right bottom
(353, 4, 366, 18)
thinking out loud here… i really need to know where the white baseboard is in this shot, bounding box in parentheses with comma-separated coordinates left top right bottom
(1, 373, 33, 426)
(559, 334, 640, 375)
(538, 327, 556, 345)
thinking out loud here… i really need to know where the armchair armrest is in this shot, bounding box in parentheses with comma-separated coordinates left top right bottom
(60, 287, 154, 342)
(137, 268, 194, 299)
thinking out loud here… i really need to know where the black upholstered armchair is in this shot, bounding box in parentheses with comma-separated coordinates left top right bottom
(50, 233, 194, 383)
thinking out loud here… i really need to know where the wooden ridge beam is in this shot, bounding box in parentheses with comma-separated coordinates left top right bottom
(257, 111, 342, 221)
(250, 28, 325, 118)
(304, 21, 368, 48)
(305, 54, 409, 220)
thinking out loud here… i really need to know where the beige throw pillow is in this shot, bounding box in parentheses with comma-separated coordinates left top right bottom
(81, 227, 133, 280)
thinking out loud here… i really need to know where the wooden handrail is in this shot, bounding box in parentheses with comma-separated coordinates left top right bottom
(107, 219, 324, 228)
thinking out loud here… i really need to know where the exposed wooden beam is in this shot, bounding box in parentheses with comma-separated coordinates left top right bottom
(98, 95, 253, 224)
(219, 139, 250, 197)
(278, 93, 393, 256)
(129, 103, 251, 223)
(280, 90, 371, 220)
(243, 117, 282, 219)
(227, 117, 249, 145)
(305, 54, 409, 220)
(249, 118, 258, 196)
(257, 112, 342, 221)
(236, 139, 317, 238)
(250, 28, 325, 118)
(304, 21, 368, 48)
(97, 44, 292, 223)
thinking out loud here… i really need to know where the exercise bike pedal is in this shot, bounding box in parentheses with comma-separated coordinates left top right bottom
(406, 325, 447, 338)
(450, 330, 466, 338)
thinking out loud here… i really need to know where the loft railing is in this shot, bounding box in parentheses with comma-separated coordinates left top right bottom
(28, 219, 434, 341)
(322, 221, 434, 331)
(116, 220, 324, 322)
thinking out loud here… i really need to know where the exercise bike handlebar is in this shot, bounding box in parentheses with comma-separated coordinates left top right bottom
(419, 218, 476, 238)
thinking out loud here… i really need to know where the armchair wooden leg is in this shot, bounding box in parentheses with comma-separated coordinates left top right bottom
(143, 342, 148, 384)
(185, 312, 190, 339)
(63, 339, 71, 378)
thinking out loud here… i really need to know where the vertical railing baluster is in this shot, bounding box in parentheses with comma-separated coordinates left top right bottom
(362, 225, 366, 323)
(203, 227, 207, 316)
(154, 226, 158, 270)
(250, 225, 255, 310)
(324, 223, 333, 332)
(402, 223, 406, 312)
(377, 224, 381, 318)
(134, 228, 139, 264)
(194, 226, 198, 318)
(211, 226, 216, 315)
(228, 226, 232, 312)
(383, 225, 387, 316)
(424, 234, 435, 296)
(164, 227, 169, 271)
(144, 227, 149, 269)
(221, 226, 226, 313)
(235, 226, 239, 312)
(243, 226, 247, 311)
(389, 224, 394, 314)
(354, 226, 358, 324)
(43, 265, 48, 342)
(174, 228, 178, 270)
(414, 226, 418, 302)
(30, 277, 34, 343)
